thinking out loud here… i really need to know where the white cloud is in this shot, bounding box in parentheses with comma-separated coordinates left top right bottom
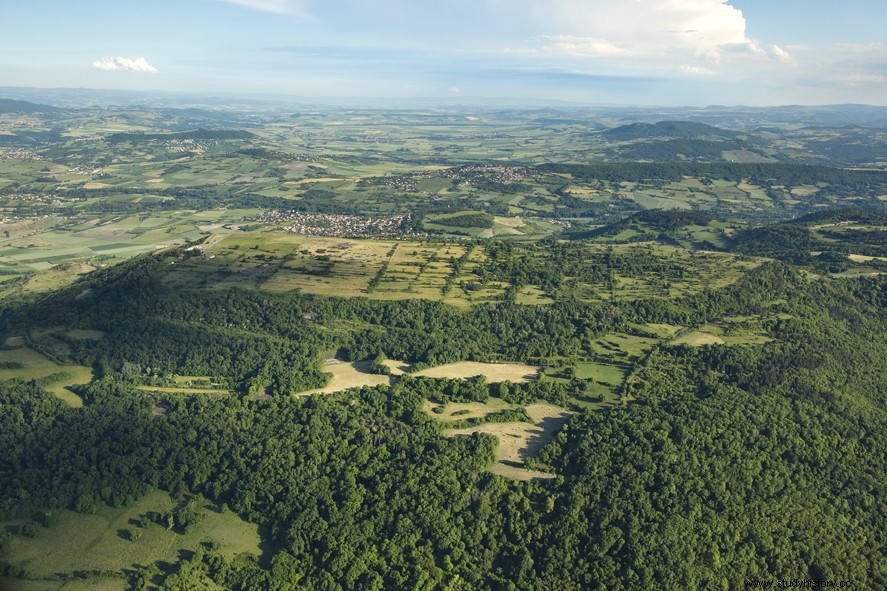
(91, 56, 158, 73)
(539, 35, 627, 58)
(770, 44, 793, 63)
(218, 0, 306, 17)
(528, 0, 751, 53)
(496, 0, 799, 79)
(680, 65, 715, 76)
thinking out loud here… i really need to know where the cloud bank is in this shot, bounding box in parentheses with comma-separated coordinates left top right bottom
(91, 56, 158, 73)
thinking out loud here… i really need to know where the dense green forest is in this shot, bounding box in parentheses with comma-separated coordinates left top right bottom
(1, 242, 885, 589)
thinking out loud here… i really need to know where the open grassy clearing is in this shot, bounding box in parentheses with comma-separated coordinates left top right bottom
(135, 376, 231, 396)
(629, 322, 684, 338)
(591, 333, 660, 364)
(0, 489, 261, 585)
(444, 402, 573, 481)
(0, 344, 92, 407)
(672, 330, 726, 346)
(514, 285, 555, 305)
(135, 385, 230, 395)
(573, 362, 627, 386)
(298, 360, 540, 397)
(848, 253, 887, 263)
(422, 398, 512, 422)
(413, 361, 540, 383)
(0, 577, 126, 591)
(671, 318, 774, 347)
(298, 360, 395, 396)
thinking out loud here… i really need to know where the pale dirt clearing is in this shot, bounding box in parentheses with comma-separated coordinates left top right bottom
(413, 361, 539, 383)
(298, 360, 394, 396)
(444, 402, 572, 481)
(382, 359, 410, 375)
(849, 254, 887, 263)
(297, 360, 539, 397)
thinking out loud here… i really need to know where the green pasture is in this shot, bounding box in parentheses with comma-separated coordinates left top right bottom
(0, 489, 261, 586)
(0, 345, 92, 407)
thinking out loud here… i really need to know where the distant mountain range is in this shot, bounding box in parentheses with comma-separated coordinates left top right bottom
(0, 98, 64, 115)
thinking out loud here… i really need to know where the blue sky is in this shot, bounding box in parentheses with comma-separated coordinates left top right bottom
(1, 0, 885, 106)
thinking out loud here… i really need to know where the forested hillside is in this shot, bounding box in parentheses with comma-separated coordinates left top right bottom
(1, 246, 885, 589)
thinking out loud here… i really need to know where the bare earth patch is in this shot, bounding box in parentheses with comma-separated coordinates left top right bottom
(298, 360, 394, 396)
(297, 360, 537, 397)
(443, 402, 572, 481)
(413, 361, 540, 383)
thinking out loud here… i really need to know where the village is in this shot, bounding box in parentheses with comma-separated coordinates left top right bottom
(0, 148, 42, 160)
(258, 210, 425, 239)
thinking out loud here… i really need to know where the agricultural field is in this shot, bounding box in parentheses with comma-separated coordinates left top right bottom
(0, 209, 258, 298)
(157, 232, 766, 308)
(3, 102, 886, 308)
(162, 233, 511, 305)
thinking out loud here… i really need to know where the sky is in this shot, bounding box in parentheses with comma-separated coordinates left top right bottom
(1, 0, 885, 106)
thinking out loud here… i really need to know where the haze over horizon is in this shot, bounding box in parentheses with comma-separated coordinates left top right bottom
(2, 0, 886, 107)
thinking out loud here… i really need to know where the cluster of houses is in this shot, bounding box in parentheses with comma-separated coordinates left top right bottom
(3, 193, 63, 205)
(448, 164, 532, 183)
(0, 148, 41, 160)
(259, 210, 425, 239)
(66, 166, 103, 175)
(162, 139, 210, 153)
(544, 218, 573, 228)
(361, 165, 532, 194)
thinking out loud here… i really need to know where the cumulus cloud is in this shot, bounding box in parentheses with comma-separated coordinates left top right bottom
(532, 0, 757, 59)
(91, 56, 158, 73)
(489, 0, 804, 81)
